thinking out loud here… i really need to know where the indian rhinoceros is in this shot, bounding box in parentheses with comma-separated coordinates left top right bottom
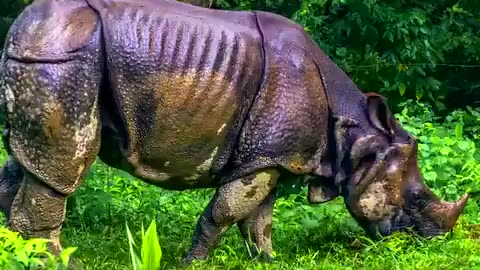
(0, 0, 469, 264)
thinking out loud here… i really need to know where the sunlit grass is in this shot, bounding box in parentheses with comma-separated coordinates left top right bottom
(56, 160, 480, 270)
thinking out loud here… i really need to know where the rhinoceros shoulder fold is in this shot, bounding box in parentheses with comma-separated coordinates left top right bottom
(254, 10, 368, 122)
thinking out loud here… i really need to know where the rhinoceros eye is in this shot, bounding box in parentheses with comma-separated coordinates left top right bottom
(356, 153, 376, 169)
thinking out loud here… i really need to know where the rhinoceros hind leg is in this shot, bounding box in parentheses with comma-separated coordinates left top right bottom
(0, 157, 24, 218)
(9, 171, 68, 253)
(1, 0, 102, 252)
(184, 168, 279, 263)
(237, 191, 276, 262)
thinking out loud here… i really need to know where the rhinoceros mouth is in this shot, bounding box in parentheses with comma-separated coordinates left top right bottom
(358, 208, 411, 238)
(360, 191, 468, 239)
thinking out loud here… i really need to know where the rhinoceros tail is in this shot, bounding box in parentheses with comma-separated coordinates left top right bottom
(0, 49, 7, 126)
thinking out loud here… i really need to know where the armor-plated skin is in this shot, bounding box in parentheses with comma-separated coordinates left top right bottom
(0, 0, 469, 265)
(93, 0, 265, 189)
(90, 0, 331, 191)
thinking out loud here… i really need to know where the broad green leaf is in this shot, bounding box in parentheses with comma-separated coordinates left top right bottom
(336, 47, 347, 57)
(60, 247, 77, 267)
(424, 171, 438, 182)
(302, 218, 321, 229)
(416, 90, 423, 100)
(397, 64, 408, 72)
(445, 185, 458, 195)
(383, 31, 394, 42)
(455, 124, 463, 139)
(29, 257, 45, 267)
(141, 220, 162, 270)
(398, 83, 406, 96)
(23, 238, 48, 254)
(451, 4, 466, 14)
(435, 101, 446, 111)
(15, 250, 28, 266)
(457, 141, 470, 151)
(440, 147, 451, 155)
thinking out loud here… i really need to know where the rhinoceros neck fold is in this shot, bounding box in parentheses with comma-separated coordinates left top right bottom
(311, 47, 368, 123)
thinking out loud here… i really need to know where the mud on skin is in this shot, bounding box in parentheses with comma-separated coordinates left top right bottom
(0, 0, 468, 265)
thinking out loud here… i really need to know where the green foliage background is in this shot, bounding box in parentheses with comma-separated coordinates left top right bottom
(0, 0, 479, 269)
(212, 0, 480, 112)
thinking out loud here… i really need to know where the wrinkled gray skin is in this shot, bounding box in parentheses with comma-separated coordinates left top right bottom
(0, 0, 468, 264)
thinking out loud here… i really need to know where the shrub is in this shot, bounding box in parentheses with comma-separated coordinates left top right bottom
(0, 226, 77, 270)
(395, 100, 480, 201)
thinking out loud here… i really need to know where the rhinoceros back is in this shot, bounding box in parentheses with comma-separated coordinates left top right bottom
(88, 0, 264, 187)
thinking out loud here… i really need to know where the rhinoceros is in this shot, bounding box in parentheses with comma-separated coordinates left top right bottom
(0, 0, 469, 264)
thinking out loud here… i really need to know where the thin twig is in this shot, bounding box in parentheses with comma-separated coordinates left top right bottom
(348, 63, 480, 69)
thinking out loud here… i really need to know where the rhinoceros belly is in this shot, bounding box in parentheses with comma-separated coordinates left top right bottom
(95, 1, 264, 189)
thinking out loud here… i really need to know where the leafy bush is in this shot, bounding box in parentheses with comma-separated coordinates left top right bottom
(290, 0, 480, 110)
(0, 0, 30, 44)
(395, 100, 480, 201)
(0, 226, 77, 270)
(211, 0, 480, 111)
(213, 0, 301, 18)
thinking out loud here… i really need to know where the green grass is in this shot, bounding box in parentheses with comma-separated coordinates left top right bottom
(43, 160, 477, 270)
(0, 153, 479, 269)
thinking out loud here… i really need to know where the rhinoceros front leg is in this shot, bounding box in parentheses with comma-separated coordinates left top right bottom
(237, 191, 276, 261)
(184, 168, 279, 263)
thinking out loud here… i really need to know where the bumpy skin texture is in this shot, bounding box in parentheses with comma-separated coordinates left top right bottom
(0, 0, 332, 261)
(237, 191, 276, 260)
(0, 157, 23, 217)
(1, 0, 102, 253)
(90, 0, 265, 189)
(0, 0, 467, 264)
(231, 11, 332, 181)
(185, 168, 278, 263)
(3, 0, 102, 195)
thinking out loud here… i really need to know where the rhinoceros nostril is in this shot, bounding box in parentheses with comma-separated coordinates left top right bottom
(390, 209, 412, 232)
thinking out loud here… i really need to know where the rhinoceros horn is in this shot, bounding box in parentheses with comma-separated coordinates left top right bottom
(419, 190, 469, 232)
(404, 141, 469, 234)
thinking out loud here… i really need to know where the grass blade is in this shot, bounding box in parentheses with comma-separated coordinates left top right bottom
(141, 219, 162, 270)
(126, 222, 142, 270)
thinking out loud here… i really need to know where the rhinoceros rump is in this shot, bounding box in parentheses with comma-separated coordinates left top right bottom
(0, 0, 468, 264)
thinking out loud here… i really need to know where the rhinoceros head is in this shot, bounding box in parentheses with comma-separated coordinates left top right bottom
(336, 93, 468, 238)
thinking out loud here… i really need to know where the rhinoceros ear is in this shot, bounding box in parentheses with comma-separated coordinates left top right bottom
(365, 93, 396, 137)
